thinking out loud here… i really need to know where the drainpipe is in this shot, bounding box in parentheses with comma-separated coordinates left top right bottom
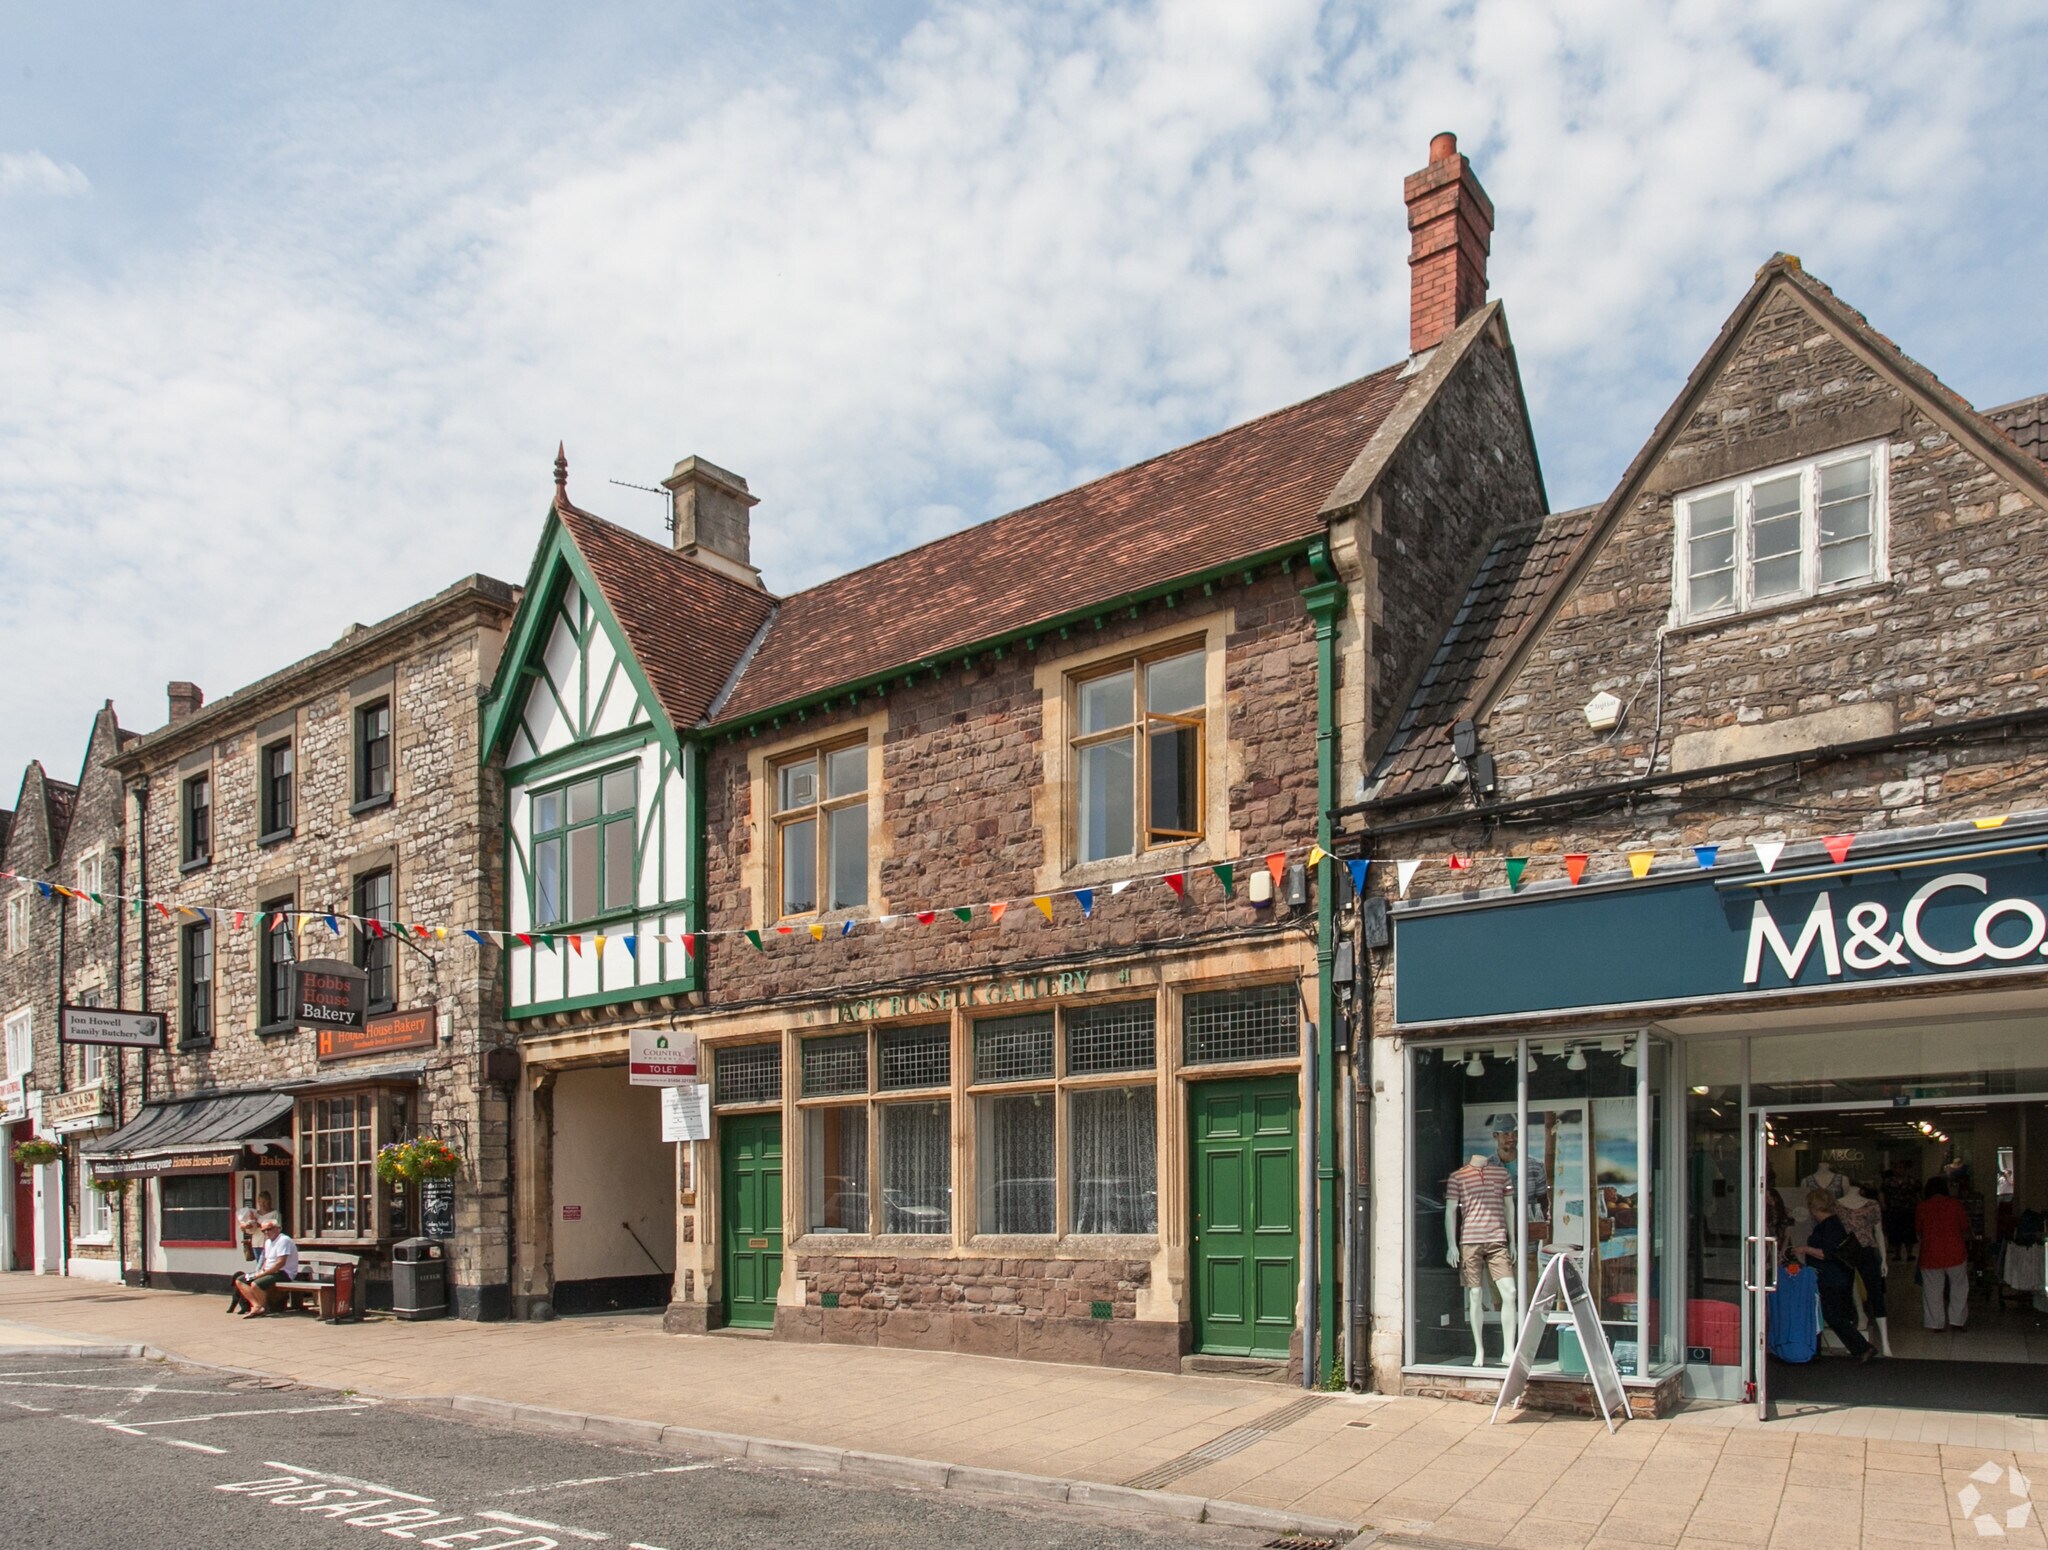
(1303, 544, 1346, 1389)
(112, 844, 127, 1287)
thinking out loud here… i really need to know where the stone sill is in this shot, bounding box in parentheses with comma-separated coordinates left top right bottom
(1663, 576, 1893, 640)
(257, 827, 295, 847)
(350, 791, 394, 817)
(180, 856, 211, 876)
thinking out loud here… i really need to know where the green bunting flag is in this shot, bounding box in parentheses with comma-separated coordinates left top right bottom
(1505, 858, 1528, 893)
(1212, 863, 1234, 898)
(745, 929, 764, 952)
(953, 906, 973, 924)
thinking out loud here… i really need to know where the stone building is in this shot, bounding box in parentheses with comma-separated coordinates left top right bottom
(0, 704, 131, 1279)
(1347, 256, 2048, 1415)
(486, 135, 1547, 1375)
(91, 575, 520, 1315)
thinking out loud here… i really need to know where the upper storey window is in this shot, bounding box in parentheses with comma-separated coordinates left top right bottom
(1674, 442, 1886, 624)
(1072, 645, 1206, 862)
(531, 765, 637, 929)
(772, 740, 868, 919)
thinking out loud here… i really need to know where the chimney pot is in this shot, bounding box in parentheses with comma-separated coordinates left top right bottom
(660, 455, 764, 589)
(166, 681, 205, 723)
(1404, 132, 1495, 356)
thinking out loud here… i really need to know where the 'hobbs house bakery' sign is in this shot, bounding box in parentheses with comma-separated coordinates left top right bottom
(1395, 836, 2048, 1026)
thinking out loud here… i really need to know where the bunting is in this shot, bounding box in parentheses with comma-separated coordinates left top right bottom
(1628, 851, 1655, 880)
(1164, 872, 1186, 899)
(1396, 859, 1422, 898)
(1213, 862, 1235, 898)
(1076, 889, 1094, 918)
(1564, 854, 1590, 885)
(1504, 858, 1527, 893)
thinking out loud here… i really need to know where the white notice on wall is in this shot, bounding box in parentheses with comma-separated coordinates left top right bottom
(661, 1084, 711, 1143)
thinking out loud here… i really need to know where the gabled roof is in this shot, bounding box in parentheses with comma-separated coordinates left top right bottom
(1985, 393, 2048, 470)
(712, 361, 1419, 724)
(1366, 506, 1597, 801)
(45, 777, 78, 858)
(1449, 257, 2048, 736)
(552, 502, 777, 732)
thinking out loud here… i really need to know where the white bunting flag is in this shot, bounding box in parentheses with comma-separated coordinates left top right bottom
(1753, 840, 1785, 875)
(1396, 859, 1423, 898)
(1109, 879, 1132, 895)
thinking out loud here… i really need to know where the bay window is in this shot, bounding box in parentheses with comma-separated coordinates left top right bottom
(531, 765, 638, 928)
(295, 1088, 412, 1241)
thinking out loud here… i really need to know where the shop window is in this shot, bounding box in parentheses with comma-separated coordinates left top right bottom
(261, 739, 295, 840)
(878, 1025, 949, 1091)
(161, 1174, 234, 1244)
(296, 1092, 381, 1239)
(796, 1025, 950, 1237)
(1407, 1036, 1671, 1378)
(1066, 1001, 1156, 1076)
(1674, 442, 1885, 622)
(1182, 983, 1297, 1066)
(75, 1157, 111, 1240)
(882, 1101, 951, 1234)
(354, 870, 394, 1011)
(259, 895, 297, 1031)
(1071, 644, 1206, 862)
(805, 1105, 868, 1233)
(712, 1042, 783, 1107)
(180, 920, 214, 1046)
(770, 740, 868, 918)
(354, 699, 392, 807)
(530, 765, 637, 929)
(182, 772, 212, 868)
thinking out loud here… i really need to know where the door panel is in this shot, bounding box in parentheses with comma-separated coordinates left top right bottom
(1190, 1077, 1299, 1357)
(721, 1113, 784, 1329)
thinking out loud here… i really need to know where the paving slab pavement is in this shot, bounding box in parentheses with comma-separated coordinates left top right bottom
(3, 1273, 2045, 1548)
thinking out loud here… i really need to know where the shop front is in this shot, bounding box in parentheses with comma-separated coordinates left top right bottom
(1384, 824, 2048, 1417)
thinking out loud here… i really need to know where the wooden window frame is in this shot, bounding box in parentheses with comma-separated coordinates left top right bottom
(159, 1171, 237, 1247)
(1671, 440, 1889, 625)
(181, 771, 212, 869)
(1068, 640, 1207, 864)
(260, 738, 295, 842)
(769, 736, 869, 921)
(528, 761, 639, 931)
(353, 869, 396, 1012)
(180, 919, 214, 1046)
(354, 699, 393, 809)
(793, 1024, 951, 1238)
(258, 894, 297, 1033)
(294, 1088, 410, 1245)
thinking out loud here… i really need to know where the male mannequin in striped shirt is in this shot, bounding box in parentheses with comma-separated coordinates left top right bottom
(1447, 1152, 1519, 1365)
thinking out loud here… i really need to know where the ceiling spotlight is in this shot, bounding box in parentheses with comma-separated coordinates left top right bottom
(1566, 1046, 1588, 1073)
(1466, 1051, 1485, 1077)
(1690, 1085, 1710, 1096)
(1619, 1039, 1640, 1069)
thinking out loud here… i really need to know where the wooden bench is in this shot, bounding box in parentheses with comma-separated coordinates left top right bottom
(273, 1251, 363, 1323)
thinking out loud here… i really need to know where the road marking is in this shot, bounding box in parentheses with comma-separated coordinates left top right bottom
(265, 1461, 436, 1503)
(77, 1417, 232, 1454)
(478, 1508, 610, 1541)
(6, 1398, 52, 1412)
(0, 1379, 227, 1393)
(118, 1401, 371, 1426)
(629, 1543, 673, 1550)
(165, 1438, 228, 1454)
(492, 1462, 716, 1498)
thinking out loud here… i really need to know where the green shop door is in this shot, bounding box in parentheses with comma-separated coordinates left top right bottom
(720, 1113, 784, 1329)
(1189, 1076, 1300, 1357)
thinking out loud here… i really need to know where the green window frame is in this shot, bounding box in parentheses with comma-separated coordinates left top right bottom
(531, 763, 639, 929)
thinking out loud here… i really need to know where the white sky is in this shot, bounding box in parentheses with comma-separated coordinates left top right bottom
(3, 0, 2044, 794)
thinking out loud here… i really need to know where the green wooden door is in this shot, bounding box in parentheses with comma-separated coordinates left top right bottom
(720, 1112, 784, 1329)
(1190, 1077, 1300, 1357)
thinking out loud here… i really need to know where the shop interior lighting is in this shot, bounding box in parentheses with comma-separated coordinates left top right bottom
(1465, 1051, 1485, 1077)
(1619, 1038, 1639, 1069)
(1566, 1045, 1588, 1072)
(1690, 1085, 1710, 1095)
(1525, 1050, 1539, 1073)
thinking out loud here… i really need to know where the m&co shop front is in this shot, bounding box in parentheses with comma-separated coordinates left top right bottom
(1381, 823, 2048, 1417)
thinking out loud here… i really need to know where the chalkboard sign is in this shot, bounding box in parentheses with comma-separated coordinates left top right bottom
(1491, 1252, 1628, 1433)
(421, 1177, 455, 1240)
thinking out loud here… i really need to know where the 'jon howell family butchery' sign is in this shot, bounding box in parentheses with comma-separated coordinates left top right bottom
(1395, 837, 2048, 1026)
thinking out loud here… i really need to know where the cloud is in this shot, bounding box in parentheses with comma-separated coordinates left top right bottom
(0, 151, 89, 199)
(1, 0, 2043, 788)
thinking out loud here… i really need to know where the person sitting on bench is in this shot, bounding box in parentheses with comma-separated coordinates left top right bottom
(230, 1217, 300, 1317)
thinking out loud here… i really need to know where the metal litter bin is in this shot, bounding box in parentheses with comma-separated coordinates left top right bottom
(391, 1236, 448, 1321)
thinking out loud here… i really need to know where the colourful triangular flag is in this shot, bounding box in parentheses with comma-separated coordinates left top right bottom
(1344, 859, 1367, 897)
(1504, 858, 1527, 893)
(1396, 859, 1422, 898)
(988, 902, 1007, 924)
(35, 882, 52, 899)
(369, 918, 387, 939)
(622, 935, 637, 957)
(1822, 834, 1855, 864)
(1076, 888, 1094, 918)
(1164, 872, 1186, 898)
(1109, 879, 1132, 896)
(1628, 851, 1654, 880)
(682, 933, 698, 955)
(1214, 863, 1235, 898)
(1033, 897, 1053, 921)
(1307, 844, 1327, 868)
(1564, 854, 1590, 885)
(916, 911, 937, 926)
(253, 911, 266, 933)
(414, 923, 433, 939)
(592, 934, 607, 954)
(1974, 815, 2008, 830)
(566, 934, 583, 954)
(1694, 845, 1719, 870)
(744, 929, 764, 951)
(1447, 855, 1468, 871)
(516, 932, 534, 948)
(776, 925, 794, 936)
(325, 913, 339, 934)
(465, 930, 487, 946)
(1265, 852, 1286, 886)
(840, 919, 855, 936)
(157, 900, 172, 918)
(1754, 840, 1784, 874)
(536, 933, 557, 952)
(809, 924, 825, 941)
(953, 906, 973, 924)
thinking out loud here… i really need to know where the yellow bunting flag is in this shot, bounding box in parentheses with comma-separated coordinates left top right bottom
(1307, 844, 1326, 867)
(1975, 816, 2009, 830)
(1628, 851, 1654, 879)
(1033, 896, 1054, 921)
(809, 923, 825, 941)
(593, 934, 607, 954)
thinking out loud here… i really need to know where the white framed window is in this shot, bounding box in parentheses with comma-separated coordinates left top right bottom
(75, 850, 103, 919)
(73, 986, 107, 1083)
(76, 1167, 112, 1241)
(5, 891, 27, 955)
(4, 1008, 32, 1077)
(1673, 441, 1887, 624)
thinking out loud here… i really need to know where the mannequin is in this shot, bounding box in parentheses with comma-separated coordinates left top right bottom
(1446, 1152, 1519, 1365)
(1836, 1178, 1891, 1356)
(1802, 1162, 1846, 1200)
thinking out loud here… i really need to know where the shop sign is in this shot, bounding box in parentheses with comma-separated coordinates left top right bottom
(0, 1076, 25, 1122)
(827, 965, 1134, 1026)
(1396, 840, 2048, 1025)
(421, 1176, 455, 1239)
(295, 959, 369, 1032)
(628, 1029, 698, 1087)
(59, 1005, 166, 1049)
(96, 1149, 241, 1178)
(316, 1006, 436, 1062)
(41, 1085, 110, 1132)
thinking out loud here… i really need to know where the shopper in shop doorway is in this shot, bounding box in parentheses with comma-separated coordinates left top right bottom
(1915, 1176, 1973, 1331)
(1798, 1191, 1875, 1362)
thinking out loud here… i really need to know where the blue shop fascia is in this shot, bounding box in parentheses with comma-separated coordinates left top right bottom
(1373, 818, 2048, 1414)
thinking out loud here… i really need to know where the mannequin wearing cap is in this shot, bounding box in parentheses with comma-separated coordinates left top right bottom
(1836, 1178, 1891, 1356)
(1446, 1152, 1518, 1365)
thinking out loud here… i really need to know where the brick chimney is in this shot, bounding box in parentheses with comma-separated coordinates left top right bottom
(166, 681, 204, 723)
(1404, 131, 1494, 356)
(661, 455, 763, 589)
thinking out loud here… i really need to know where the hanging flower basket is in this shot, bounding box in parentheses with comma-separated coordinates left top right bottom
(87, 1175, 129, 1197)
(374, 1137, 464, 1185)
(11, 1136, 62, 1168)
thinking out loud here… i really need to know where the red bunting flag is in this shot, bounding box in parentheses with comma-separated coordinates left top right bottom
(414, 923, 433, 939)
(369, 918, 387, 938)
(566, 934, 583, 954)
(1564, 854, 1590, 885)
(1823, 834, 1855, 864)
(232, 910, 246, 930)
(681, 933, 698, 956)
(1164, 872, 1186, 898)
(776, 925, 794, 936)
(156, 901, 172, 918)
(916, 911, 937, 926)
(988, 902, 1007, 924)
(515, 932, 534, 948)
(1447, 855, 1468, 871)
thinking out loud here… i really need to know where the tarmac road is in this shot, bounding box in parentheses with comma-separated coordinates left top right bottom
(0, 1353, 1301, 1550)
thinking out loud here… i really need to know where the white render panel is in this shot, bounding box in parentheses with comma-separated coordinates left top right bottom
(566, 935, 599, 999)
(661, 761, 688, 909)
(588, 630, 631, 737)
(508, 725, 537, 767)
(522, 669, 568, 757)
(541, 606, 580, 706)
